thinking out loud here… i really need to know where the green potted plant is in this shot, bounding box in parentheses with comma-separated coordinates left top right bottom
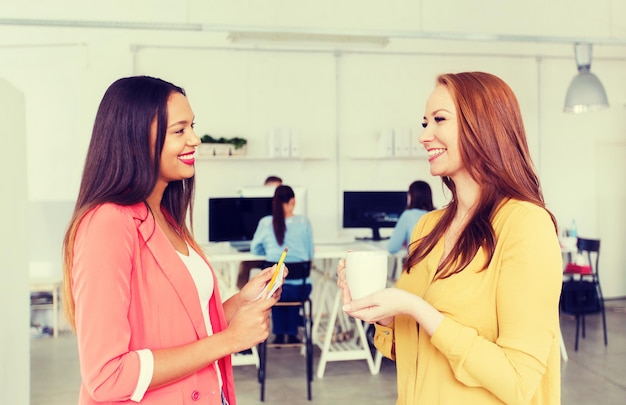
(199, 134, 248, 156)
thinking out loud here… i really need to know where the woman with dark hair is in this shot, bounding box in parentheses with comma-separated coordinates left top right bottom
(251, 185, 314, 344)
(387, 180, 435, 254)
(338, 72, 562, 404)
(62, 76, 279, 405)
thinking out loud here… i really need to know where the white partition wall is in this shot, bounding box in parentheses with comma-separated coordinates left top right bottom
(0, 78, 29, 404)
(597, 143, 626, 298)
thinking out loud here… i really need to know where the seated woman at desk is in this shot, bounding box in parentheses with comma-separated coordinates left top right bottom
(387, 180, 435, 254)
(251, 185, 314, 344)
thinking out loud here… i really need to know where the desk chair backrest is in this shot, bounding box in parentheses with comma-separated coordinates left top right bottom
(285, 261, 312, 280)
(561, 237, 607, 351)
(262, 261, 312, 306)
(577, 237, 600, 276)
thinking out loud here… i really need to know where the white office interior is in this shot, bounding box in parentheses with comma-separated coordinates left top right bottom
(2, 1, 626, 402)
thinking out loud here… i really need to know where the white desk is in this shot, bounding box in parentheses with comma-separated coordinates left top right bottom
(201, 245, 263, 298)
(201, 240, 391, 294)
(202, 240, 386, 262)
(201, 240, 393, 375)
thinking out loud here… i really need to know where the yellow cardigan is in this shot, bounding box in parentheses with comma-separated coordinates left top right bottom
(375, 199, 562, 404)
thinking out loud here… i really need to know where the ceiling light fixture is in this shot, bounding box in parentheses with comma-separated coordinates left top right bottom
(563, 43, 609, 113)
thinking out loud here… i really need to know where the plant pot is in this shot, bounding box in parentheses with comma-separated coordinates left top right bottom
(198, 143, 230, 156)
(230, 145, 247, 156)
(197, 144, 214, 156)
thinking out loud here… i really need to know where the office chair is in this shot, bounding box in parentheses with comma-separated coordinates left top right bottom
(560, 237, 608, 351)
(257, 261, 313, 401)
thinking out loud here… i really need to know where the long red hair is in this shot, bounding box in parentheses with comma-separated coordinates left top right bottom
(406, 72, 557, 279)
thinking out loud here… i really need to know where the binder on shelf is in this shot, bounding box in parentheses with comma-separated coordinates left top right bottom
(393, 128, 411, 157)
(377, 129, 394, 157)
(268, 127, 284, 158)
(280, 129, 291, 157)
(289, 128, 300, 157)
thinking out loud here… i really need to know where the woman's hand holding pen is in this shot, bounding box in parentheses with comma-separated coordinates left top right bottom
(240, 266, 273, 303)
(226, 294, 277, 352)
(239, 264, 288, 303)
(223, 263, 290, 352)
(227, 265, 281, 352)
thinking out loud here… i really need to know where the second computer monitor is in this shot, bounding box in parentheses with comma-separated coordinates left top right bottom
(342, 191, 407, 241)
(208, 197, 273, 250)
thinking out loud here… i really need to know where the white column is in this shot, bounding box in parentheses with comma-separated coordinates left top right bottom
(0, 78, 30, 403)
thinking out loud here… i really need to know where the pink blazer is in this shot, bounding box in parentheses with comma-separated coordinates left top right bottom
(72, 202, 235, 404)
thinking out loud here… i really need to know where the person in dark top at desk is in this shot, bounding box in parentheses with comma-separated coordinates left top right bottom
(387, 180, 436, 254)
(251, 185, 315, 344)
(263, 175, 283, 187)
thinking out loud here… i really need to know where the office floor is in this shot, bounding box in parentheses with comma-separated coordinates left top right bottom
(32, 299, 626, 404)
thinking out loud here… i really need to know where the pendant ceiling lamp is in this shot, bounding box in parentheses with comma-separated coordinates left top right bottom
(564, 43, 609, 113)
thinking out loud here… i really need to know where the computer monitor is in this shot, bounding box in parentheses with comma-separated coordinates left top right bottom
(342, 191, 407, 241)
(208, 197, 273, 249)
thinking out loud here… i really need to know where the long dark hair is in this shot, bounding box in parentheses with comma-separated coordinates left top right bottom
(272, 185, 295, 245)
(407, 180, 435, 211)
(407, 72, 557, 279)
(62, 76, 197, 327)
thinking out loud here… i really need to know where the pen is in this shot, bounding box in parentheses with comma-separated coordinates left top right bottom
(276, 247, 288, 270)
(266, 247, 288, 293)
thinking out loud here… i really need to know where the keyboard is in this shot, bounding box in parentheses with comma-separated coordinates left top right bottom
(229, 241, 251, 252)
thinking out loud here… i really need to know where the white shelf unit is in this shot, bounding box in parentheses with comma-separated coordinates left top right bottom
(30, 278, 62, 338)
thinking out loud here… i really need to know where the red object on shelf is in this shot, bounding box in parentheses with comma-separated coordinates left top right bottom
(564, 263, 592, 275)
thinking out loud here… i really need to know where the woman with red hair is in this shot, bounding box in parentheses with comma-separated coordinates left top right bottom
(338, 72, 562, 404)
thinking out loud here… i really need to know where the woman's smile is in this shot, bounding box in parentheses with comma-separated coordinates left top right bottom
(178, 151, 195, 166)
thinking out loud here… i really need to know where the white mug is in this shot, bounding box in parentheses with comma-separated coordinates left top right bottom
(345, 251, 388, 300)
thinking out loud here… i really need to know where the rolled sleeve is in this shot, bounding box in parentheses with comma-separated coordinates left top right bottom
(130, 349, 154, 402)
(374, 322, 396, 360)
